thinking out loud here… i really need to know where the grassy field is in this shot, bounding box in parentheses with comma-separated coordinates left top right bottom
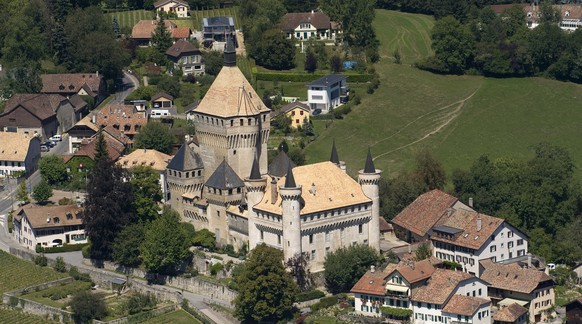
(141, 309, 202, 324)
(107, 10, 153, 30)
(0, 251, 67, 295)
(304, 9, 582, 179)
(0, 308, 58, 324)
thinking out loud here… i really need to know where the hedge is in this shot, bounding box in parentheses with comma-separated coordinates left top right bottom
(254, 72, 374, 83)
(296, 290, 325, 302)
(310, 296, 338, 312)
(38, 243, 90, 253)
(380, 306, 413, 318)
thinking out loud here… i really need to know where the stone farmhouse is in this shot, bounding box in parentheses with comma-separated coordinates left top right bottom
(391, 189, 529, 276)
(13, 204, 86, 250)
(40, 73, 106, 108)
(166, 38, 382, 271)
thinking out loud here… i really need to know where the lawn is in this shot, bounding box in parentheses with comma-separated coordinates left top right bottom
(304, 9, 582, 180)
(106, 10, 153, 30)
(0, 308, 58, 324)
(20, 280, 93, 308)
(0, 251, 68, 295)
(141, 309, 202, 324)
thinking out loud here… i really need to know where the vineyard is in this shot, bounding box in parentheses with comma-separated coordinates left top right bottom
(0, 308, 57, 323)
(0, 251, 67, 295)
(141, 309, 202, 324)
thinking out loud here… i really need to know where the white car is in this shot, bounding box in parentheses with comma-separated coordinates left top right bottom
(49, 134, 62, 142)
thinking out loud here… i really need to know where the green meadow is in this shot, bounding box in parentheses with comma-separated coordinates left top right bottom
(305, 10, 582, 179)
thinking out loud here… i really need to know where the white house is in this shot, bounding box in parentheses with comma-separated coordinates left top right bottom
(154, 0, 189, 18)
(0, 132, 41, 178)
(13, 204, 86, 249)
(307, 74, 348, 114)
(280, 11, 338, 41)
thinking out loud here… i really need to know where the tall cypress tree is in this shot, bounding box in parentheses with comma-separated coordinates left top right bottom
(84, 133, 136, 259)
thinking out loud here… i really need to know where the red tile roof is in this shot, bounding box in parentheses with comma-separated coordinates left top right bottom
(442, 295, 490, 316)
(172, 27, 191, 39)
(350, 264, 397, 295)
(432, 210, 504, 250)
(132, 20, 177, 40)
(379, 217, 392, 232)
(19, 204, 83, 229)
(479, 259, 554, 294)
(391, 189, 459, 237)
(93, 104, 147, 137)
(412, 269, 474, 305)
(390, 259, 435, 284)
(2, 94, 61, 121)
(493, 303, 528, 322)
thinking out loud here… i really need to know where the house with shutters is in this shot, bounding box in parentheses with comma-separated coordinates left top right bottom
(41, 73, 106, 108)
(154, 0, 189, 18)
(270, 101, 310, 129)
(0, 132, 40, 178)
(280, 11, 339, 41)
(166, 40, 204, 76)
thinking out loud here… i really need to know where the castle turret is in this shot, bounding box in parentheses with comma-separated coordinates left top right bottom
(358, 148, 382, 251)
(245, 155, 266, 250)
(280, 162, 302, 261)
(329, 140, 346, 172)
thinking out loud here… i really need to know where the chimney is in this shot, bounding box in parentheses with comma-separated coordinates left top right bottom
(91, 114, 96, 124)
(527, 254, 532, 268)
(477, 216, 482, 232)
(468, 197, 474, 208)
(270, 178, 278, 204)
(339, 161, 346, 173)
(309, 183, 316, 196)
(46, 216, 50, 223)
(370, 265, 375, 273)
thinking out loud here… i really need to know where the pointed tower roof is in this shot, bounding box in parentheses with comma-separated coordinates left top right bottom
(167, 143, 204, 171)
(330, 140, 339, 164)
(248, 154, 262, 180)
(284, 162, 297, 188)
(224, 34, 236, 67)
(206, 159, 245, 189)
(364, 147, 376, 173)
(193, 66, 270, 118)
(268, 150, 295, 177)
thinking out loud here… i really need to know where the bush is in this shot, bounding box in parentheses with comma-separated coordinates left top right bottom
(82, 244, 91, 259)
(58, 197, 75, 205)
(310, 296, 338, 313)
(35, 255, 48, 267)
(381, 306, 412, 318)
(54, 256, 67, 273)
(296, 290, 325, 302)
(254, 72, 374, 83)
(70, 291, 107, 323)
(69, 266, 93, 283)
(125, 292, 157, 315)
(210, 263, 224, 276)
(40, 243, 89, 254)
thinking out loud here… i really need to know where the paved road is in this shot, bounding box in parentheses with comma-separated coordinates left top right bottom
(110, 71, 140, 104)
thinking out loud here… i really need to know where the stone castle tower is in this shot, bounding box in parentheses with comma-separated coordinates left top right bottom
(358, 148, 382, 251)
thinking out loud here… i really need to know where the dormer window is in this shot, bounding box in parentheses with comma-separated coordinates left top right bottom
(53, 217, 60, 224)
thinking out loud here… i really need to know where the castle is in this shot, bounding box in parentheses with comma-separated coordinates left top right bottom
(166, 38, 382, 271)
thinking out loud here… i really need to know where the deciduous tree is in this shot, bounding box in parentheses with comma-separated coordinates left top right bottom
(305, 51, 317, 73)
(414, 242, 432, 261)
(140, 208, 190, 274)
(134, 121, 174, 154)
(324, 244, 382, 294)
(32, 180, 52, 204)
(112, 223, 145, 267)
(253, 29, 295, 70)
(16, 181, 29, 204)
(130, 165, 163, 222)
(286, 252, 311, 291)
(39, 155, 68, 185)
(69, 291, 107, 323)
(234, 244, 298, 322)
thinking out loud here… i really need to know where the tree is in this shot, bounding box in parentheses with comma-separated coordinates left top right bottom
(54, 256, 67, 272)
(324, 244, 382, 294)
(414, 242, 432, 261)
(156, 75, 181, 98)
(192, 228, 216, 250)
(141, 208, 190, 274)
(151, 16, 173, 55)
(130, 166, 163, 222)
(84, 133, 136, 260)
(284, 0, 317, 12)
(202, 51, 223, 76)
(305, 51, 317, 73)
(39, 155, 68, 185)
(112, 16, 120, 37)
(16, 181, 29, 205)
(112, 223, 146, 267)
(253, 29, 295, 70)
(302, 118, 314, 136)
(330, 54, 342, 73)
(539, 0, 560, 26)
(234, 244, 298, 322)
(69, 291, 107, 323)
(134, 121, 174, 154)
(430, 16, 475, 74)
(319, 0, 377, 50)
(240, 0, 286, 58)
(286, 252, 311, 291)
(527, 23, 565, 72)
(32, 180, 52, 204)
(413, 149, 446, 190)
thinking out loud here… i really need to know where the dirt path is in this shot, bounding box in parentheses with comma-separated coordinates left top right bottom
(373, 87, 481, 161)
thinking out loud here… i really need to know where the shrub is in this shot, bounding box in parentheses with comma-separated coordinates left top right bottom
(81, 244, 91, 259)
(41, 243, 89, 253)
(69, 266, 93, 283)
(125, 292, 157, 315)
(210, 263, 224, 276)
(58, 197, 75, 205)
(310, 296, 338, 313)
(70, 291, 107, 323)
(296, 290, 325, 302)
(254, 72, 374, 83)
(35, 255, 48, 267)
(54, 256, 67, 272)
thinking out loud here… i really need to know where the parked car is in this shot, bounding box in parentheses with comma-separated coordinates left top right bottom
(40, 145, 49, 152)
(49, 134, 62, 142)
(43, 141, 56, 148)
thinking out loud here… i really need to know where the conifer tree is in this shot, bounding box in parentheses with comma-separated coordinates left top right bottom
(84, 133, 136, 259)
(151, 16, 172, 55)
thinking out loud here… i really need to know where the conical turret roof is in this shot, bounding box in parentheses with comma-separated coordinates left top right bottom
(330, 140, 339, 164)
(167, 143, 204, 171)
(248, 154, 262, 180)
(364, 147, 376, 173)
(284, 162, 296, 188)
(268, 150, 295, 177)
(205, 159, 245, 189)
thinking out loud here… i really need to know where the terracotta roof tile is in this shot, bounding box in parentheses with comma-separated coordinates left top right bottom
(132, 20, 177, 40)
(280, 12, 331, 31)
(93, 104, 147, 136)
(379, 217, 392, 232)
(479, 259, 553, 294)
(172, 27, 191, 39)
(442, 295, 490, 316)
(390, 259, 436, 284)
(271, 101, 310, 118)
(391, 189, 458, 237)
(118, 149, 171, 171)
(351, 264, 397, 295)
(432, 210, 504, 250)
(3, 94, 62, 121)
(412, 269, 474, 305)
(0, 133, 38, 162)
(493, 303, 528, 322)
